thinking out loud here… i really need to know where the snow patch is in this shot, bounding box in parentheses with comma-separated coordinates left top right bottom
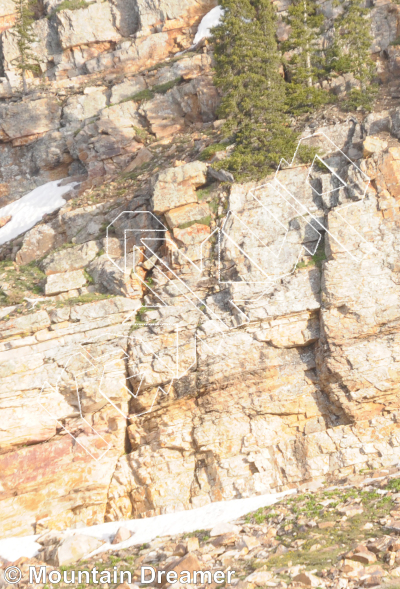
(0, 490, 294, 563)
(0, 180, 76, 247)
(193, 6, 224, 45)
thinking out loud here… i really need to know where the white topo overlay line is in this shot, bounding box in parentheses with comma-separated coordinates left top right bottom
(0, 490, 295, 563)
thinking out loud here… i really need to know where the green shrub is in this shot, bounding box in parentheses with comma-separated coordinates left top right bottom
(199, 143, 227, 162)
(51, 0, 88, 13)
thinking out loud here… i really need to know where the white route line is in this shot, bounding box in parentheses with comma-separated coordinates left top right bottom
(37, 131, 375, 461)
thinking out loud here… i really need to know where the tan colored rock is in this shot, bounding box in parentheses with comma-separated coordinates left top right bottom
(173, 223, 211, 245)
(0, 214, 11, 227)
(62, 87, 107, 124)
(55, 3, 121, 50)
(187, 536, 199, 552)
(156, 552, 202, 588)
(112, 526, 132, 545)
(338, 506, 363, 517)
(210, 522, 239, 537)
(16, 222, 64, 265)
(212, 531, 238, 546)
(363, 136, 388, 157)
(245, 571, 274, 586)
(0, 97, 61, 140)
(292, 572, 322, 587)
(347, 545, 376, 565)
(45, 269, 87, 295)
(41, 241, 100, 275)
(152, 161, 208, 214)
(51, 534, 104, 566)
(318, 521, 336, 529)
(165, 203, 210, 229)
(173, 542, 187, 556)
(124, 147, 154, 173)
(110, 77, 147, 104)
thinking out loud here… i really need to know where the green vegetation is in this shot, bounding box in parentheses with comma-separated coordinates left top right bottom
(153, 76, 183, 94)
(282, 0, 331, 114)
(182, 529, 211, 542)
(12, 0, 43, 93)
(196, 184, 218, 201)
(212, 0, 300, 180)
(328, 0, 377, 110)
(56, 293, 114, 307)
(297, 238, 327, 269)
(50, 0, 88, 13)
(126, 77, 183, 104)
(199, 143, 228, 162)
(0, 260, 45, 306)
(211, 0, 376, 180)
(178, 215, 211, 230)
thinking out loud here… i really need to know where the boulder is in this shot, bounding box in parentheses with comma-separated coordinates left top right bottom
(152, 161, 208, 214)
(124, 147, 154, 173)
(0, 97, 61, 141)
(41, 241, 100, 275)
(16, 221, 65, 266)
(110, 77, 147, 104)
(112, 526, 132, 544)
(164, 202, 210, 229)
(292, 572, 323, 587)
(363, 136, 387, 158)
(210, 522, 239, 537)
(245, 571, 274, 586)
(156, 552, 202, 588)
(62, 87, 108, 125)
(140, 91, 186, 139)
(55, 3, 121, 50)
(0, 214, 11, 228)
(87, 256, 142, 298)
(186, 536, 199, 552)
(173, 223, 210, 245)
(45, 269, 87, 295)
(52, 534, 104, 566)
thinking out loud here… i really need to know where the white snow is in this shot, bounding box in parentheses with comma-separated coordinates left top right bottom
(193, 6, 224, 45)
(0, 489, 295, 563)
(0, 179, 76, 246)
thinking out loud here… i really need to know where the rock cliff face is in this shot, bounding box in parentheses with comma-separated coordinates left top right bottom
(1, 0, 400, 542)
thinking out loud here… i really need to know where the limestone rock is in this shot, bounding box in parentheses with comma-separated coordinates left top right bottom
(152, 161, 208, 214)
(62, 87, 108, 125)
(110, 77, 147, 104)
(112, 526, 132, 544)
(87, 255, 142, 298)
(363, 136, 388, 158)
(210, 522, 239, 537)
(173, 223, 210, 245)
(0, 98, 61, 141)
(52, 534, 105, 566)
(292, 572, 323, 587)
(187, 536, 199, 552)
(41, 241, 100, 275)
(0, 214, 11, 227)
(55, 3, 122, 50)
(156, 552, 202, 588)
(45, 268, 87, 295)
(245, 571, 274, 586)
(15, 222, 65, 265)
(123, 147, 153, 173)
(164, 202, 210, 229)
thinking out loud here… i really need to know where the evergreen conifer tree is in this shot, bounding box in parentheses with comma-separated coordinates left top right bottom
(12, 0, 42, 94)
(211, 0, 300, 180)
(281, 0, 330, 113)
(329, 0, 376, 110)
